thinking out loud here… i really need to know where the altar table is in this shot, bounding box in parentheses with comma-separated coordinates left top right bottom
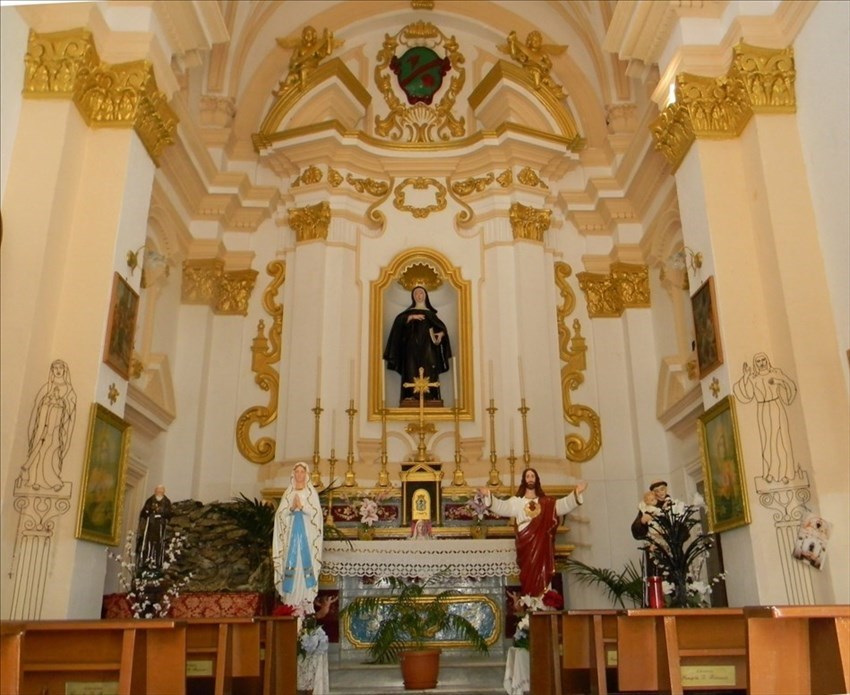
(322, 538, 520, 579)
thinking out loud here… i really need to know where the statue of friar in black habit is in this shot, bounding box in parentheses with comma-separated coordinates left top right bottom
(136, 485, 173, 570)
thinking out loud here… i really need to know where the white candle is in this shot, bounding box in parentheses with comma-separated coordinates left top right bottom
(316, 355, 322, 399)
(452, 357, 460, 401)
(488, 360, 494, 400)
(331, 409, 336, 448)
(518, 356, 526, 399)
(349, 359, 355, 399)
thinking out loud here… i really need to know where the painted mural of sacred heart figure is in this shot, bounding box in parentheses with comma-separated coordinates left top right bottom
(390, 46, 451, 105)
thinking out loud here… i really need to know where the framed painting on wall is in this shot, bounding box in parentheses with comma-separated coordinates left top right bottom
(103, 272, 139, 380)
(75, 403, 132, 545)
(691, 275, 723, 378)
(697, 396, 751, 533)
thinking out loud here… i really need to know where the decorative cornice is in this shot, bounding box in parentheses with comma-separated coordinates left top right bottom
(651, 42, 795, 171)
(181, 259, 257, 315)
(23, 29, 178, 165)
(576, 262, 650, 318)
(289, 202, 331, 242)
(509, 202, 551, 242)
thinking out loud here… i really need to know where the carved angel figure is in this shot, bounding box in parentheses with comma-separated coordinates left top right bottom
(498, 30, 567, 98)
(276, 26, 343, 92)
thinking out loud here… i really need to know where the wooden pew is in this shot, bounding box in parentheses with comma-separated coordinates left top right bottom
(185, 617, 261, 695)
(745, 604, 850, 695)
(529, 609, 619, 695)
(1, 622, 25, 694)
(255, 616, 298, 695)
(184, 616, 299, 695)
(3, 618, 186, 695)
(617, 608, 746, 694)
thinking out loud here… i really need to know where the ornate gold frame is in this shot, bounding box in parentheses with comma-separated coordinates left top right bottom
(342, 593, 501, 649)
(369, 248, 472, 422)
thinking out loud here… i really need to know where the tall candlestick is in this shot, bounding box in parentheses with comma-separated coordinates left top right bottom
(331, 409, 336, 449)
(349, 359, 355, 399)
(518, 357, 526, 399)
(452, 357, 460, 402)
(488, 360, 494, 400)
(510, 417, 515, 450)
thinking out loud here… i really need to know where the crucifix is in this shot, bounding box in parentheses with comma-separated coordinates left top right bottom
(403, 367, 440, 463)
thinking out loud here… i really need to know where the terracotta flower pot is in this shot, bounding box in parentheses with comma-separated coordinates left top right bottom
(400, 648, 441, 690)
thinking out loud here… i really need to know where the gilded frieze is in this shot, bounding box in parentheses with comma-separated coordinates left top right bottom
(393, 177, 447, 219)
(181, 259, 257, 316)
(651, 42, 796, 171)
(517, 167, 547, 189)
(328, 168, 344, 187)
(509, 202, 551, 242)
(576, 263, 650, 318)
(289, 202, 331, 241)
(237, 261, 285, 464)
(346, 174, 390, 197)
(450, 173, 494, 197)
(374, 22, 466, 143)
(23, 29, 178, 165)
(555, 262, 601, 463)
(496, 169, 513, 187)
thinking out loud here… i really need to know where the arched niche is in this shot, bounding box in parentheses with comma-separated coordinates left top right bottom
(369, 248, 473, 422)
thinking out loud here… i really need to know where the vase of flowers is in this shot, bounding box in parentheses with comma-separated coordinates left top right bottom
(643, 495, 724, 607)
(358, 496, 379, 540)
(274, 600, 329, 693)
(106, 529, 192, 618)
(509, 589, 563, 649)
(468, 491, 489, 539)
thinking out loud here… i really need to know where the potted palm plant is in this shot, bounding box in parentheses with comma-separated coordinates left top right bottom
(339, 570, 489, 690)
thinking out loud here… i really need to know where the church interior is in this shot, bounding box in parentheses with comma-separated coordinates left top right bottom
(1, 0, 848, 692)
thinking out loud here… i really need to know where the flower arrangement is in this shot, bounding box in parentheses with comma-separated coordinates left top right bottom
(643, 495, 725, 607)
(106, 530, 192, 619)
(273, 599, 330, 690)
(359, 496, 379, 528)
(509, 589, 563, 650)
(467, 491, 489, 525)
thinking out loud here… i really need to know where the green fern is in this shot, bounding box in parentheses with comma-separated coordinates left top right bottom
(340, 569, 489, 664)
(564, 557, 644, 608)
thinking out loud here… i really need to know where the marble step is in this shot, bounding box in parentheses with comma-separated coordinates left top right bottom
(328, 653, 508, 694)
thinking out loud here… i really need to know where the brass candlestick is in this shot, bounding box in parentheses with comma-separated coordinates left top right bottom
(486, 398, 501, 486)
(377, 401, 390, 487)
(344, 399, 358, 487)
(311, 398, 323, 487)
(508, 448, 517, 491)
(452, 404, 466, 486)
(518, 398, 531, 466)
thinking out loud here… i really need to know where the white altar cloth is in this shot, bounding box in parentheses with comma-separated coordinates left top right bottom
(503, 646, 530, 694)
(322, 539, 519, 578)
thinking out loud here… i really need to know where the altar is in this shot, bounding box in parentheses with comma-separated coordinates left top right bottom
(324, 539, 518, 659)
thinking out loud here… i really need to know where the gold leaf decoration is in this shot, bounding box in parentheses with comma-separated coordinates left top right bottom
(236, 261, 285, 464)
(509, 202, 551, 241)
(289, 202, 331, 241)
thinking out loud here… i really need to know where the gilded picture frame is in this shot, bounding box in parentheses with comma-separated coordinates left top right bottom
(103, 272, 139, 380)
(691, 276, 723, 378)
(75, 403, 131, 546)
(697, 396, 751, 533)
